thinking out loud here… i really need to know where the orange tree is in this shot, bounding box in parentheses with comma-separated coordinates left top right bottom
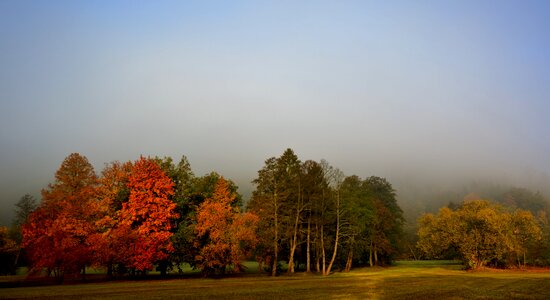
(23, 153, 98, 283)
(195, 177, 258, 276)
(95, 157, 180, 274)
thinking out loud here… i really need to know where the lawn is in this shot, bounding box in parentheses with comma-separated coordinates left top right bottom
(1, 261, 550, 299)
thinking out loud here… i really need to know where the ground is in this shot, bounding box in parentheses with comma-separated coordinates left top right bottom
(1, 261, 550, 299)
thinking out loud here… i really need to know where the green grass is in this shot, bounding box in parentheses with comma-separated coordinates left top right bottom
(1, 261, 550, 299)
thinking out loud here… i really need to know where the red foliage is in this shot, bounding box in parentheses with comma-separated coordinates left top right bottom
(23, 153, 98, 281)
(118, 157, 178, 271)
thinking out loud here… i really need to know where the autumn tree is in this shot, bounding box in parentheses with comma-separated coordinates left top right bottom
(153, 155, 196, 275)
(195, 177, 258, 276)
(508, 210, 542, 267)
(417, 199, 543, 269)
(118, 157, 179, 273)
(90, 161, 133, 278)
(23, 153, 99, 283)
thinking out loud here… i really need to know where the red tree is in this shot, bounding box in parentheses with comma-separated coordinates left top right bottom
(23, 153, 98, 283)
(118, 157, 178, 272)
(88, 161, 134, 277)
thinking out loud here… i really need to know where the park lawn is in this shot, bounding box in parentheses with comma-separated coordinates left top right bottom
(1, 261, 550, 299)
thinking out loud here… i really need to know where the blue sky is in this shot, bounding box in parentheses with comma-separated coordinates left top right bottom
(1, 0, 549, 224)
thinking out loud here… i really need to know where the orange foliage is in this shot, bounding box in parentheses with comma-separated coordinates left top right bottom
(195, 177, 259, 274)
(23, 153, 99, 281)
(118, 157, 178, 271)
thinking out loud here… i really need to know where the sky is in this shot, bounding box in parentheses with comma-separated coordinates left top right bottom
(1, 0, 550, 225)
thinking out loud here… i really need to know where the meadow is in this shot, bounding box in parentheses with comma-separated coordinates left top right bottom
(1, 261, 550, 299)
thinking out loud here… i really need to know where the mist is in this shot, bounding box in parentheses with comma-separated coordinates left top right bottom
(1, 1, 549, 226)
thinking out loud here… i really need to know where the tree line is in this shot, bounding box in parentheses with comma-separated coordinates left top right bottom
(0, 149, 404, 281)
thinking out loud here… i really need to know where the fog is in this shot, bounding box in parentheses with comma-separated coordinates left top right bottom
(1, 1, 549, 225)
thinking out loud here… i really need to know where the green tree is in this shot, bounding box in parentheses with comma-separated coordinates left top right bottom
(339, 175, 371, 271)
(276, 149, 303, 274)
(12, 194, 37, 242)
(10, 194, 38, 268)
(301, 160, 327, 273)
(248, 157, 282, 276)
(364, 176, 404, 266)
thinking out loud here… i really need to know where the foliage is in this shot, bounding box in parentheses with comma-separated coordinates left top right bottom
(249, 149, 403, 275)
(0, 226, 18, 275)
(22, 153, 99, 282)
(194, 178, 259, 275)
(417, 199, 542, 268)
(11, 194, 38, 243)
(118, 157, 179, 271)
(17, 149, 405, 282)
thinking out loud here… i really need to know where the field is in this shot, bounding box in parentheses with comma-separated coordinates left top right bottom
(1, 261, 550, 299)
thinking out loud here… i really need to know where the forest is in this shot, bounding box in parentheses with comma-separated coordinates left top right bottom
(1, 149, 549, 284)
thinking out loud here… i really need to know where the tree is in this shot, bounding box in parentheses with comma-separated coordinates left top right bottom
(276, 149, 303, 274)
(153, 155, 196, 275)
(364, 176, 403, 266)
(248, 157, 283, 276)
(23, 153, 98, 283)
(12, 194, 37, 242)
(118, 157, 179, 272)
(195, 177, 258, 275)
(508, 210, 542, 267)
(301, 160, 327, 273)
(90, 161, 133, 278)
(500, 188, 549, 215)
(0, 227, 18, 275)
(248, 149, 306, 275)
(339, 175, 370, 272)
(417, 199, 543, 269)
(323, 163, 344, 275)
(10, 194, 38, 268)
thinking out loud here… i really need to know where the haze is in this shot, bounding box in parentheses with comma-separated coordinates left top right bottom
(1, 1, 549, 225)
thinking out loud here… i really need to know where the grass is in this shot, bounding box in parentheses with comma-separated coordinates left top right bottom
(1, 261, 550, 299)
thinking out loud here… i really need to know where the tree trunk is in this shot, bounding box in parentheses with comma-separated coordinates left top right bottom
(321, 226, 326, 275)
(306, 215, 311, 273)
(288, 180, 303, 274)
(272, 192, 279, 276)
(409, 245, 418, 261)
(315, 223, 320, 273)
(345, 248, 353, 272)
(374, 247, 378, 266)
(288, 210, 300, 274)
(369, 241, 373, 267)
(107, 264, 113, 280)
(325, 189, 340, 276)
